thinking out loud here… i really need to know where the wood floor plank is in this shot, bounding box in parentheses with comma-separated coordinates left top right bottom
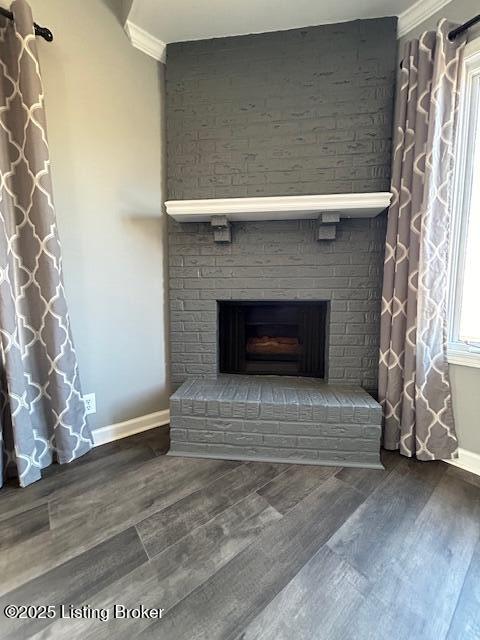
(328, 458, 446, 578)
(257, 464, 339, 514)
(326, 587, 425, 640)
(31, 492, 281, 640)
(131, 425, 170, 455)
(0, 527, 147, 640)
(234, 544, 422, 640)
(137, 476, 366, 640)
(49, 455, 239, 530)
(0, 443, 156, 523)
(0, 504, 50, 552)
(0, 457, 238, 596)
(334, 448, 401, 496)
(231, 545, 366, 640)
(446, 463, 480, 490)
(48, 454, 188, 529)
(368, 473, 480, 640)
(447, 535, 480, 640)
(137, 461, 284, 558)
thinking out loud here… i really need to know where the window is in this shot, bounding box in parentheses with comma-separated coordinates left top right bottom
(448, 36, 480, 368)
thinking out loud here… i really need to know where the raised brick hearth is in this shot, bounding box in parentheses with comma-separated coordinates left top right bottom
(169, 375, 382, 468)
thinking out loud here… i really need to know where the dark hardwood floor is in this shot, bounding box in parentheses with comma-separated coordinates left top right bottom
(0, 427, 479, 640)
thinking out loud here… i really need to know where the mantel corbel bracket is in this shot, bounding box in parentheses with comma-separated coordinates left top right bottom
(317, 212, 340, 241)
(211, 215, 231, 243)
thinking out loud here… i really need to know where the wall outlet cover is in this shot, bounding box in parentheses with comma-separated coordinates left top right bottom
(83, 393, 96, 415)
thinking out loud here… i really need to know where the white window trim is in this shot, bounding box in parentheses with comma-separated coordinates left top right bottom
(448, 35, 480, 369)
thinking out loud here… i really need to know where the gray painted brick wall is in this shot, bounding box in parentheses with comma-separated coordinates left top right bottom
(166, 18, 396, 394)
(168, 214, 387, 392)
(166, 17, 397, 200)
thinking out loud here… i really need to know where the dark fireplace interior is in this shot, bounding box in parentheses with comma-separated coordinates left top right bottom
(219, 301, 328, 377)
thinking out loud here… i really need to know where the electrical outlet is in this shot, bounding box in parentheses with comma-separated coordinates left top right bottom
(83, 393, 96, 415)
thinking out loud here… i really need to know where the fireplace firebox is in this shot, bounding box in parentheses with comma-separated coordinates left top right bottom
(218, 301, 328, 378)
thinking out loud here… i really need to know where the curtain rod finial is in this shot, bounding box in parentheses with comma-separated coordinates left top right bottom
(35, 25, 53, 42)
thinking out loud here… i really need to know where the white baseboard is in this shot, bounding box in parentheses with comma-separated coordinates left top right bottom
(92, 410, 170, 447)
(445, 447, 480, 477)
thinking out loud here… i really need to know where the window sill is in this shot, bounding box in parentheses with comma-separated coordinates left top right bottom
(447, 344, 480, 369)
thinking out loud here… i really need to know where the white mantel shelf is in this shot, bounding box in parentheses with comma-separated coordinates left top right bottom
(165, 193, 392, 223)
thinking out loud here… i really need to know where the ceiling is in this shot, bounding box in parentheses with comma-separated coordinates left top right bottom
(126, 0, 420, 45)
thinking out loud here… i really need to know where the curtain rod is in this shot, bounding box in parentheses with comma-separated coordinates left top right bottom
(448, 14, 480, 40)
(0, 6, 53, 42)
(400, 14, 480, 68)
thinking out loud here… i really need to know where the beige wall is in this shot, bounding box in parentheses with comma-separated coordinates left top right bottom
(450, 366, 480, 455)
(400, 0, 480, 456)
(16, 0, 169, 429)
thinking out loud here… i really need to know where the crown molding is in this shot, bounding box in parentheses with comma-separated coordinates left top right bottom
(125, 2, 452, 57)
(124, 20, 166, 64)
(397, 0, 453, 38)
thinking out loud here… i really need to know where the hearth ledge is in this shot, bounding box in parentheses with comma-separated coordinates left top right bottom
(167, 449, 384, 470)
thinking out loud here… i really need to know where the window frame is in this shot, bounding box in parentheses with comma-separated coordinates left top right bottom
(448, 35, 480, 369)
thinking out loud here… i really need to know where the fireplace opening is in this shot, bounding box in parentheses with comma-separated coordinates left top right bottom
(218, 301, 328, 377)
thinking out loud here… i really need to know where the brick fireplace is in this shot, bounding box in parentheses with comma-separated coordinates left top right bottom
(165, 17, 397, 468)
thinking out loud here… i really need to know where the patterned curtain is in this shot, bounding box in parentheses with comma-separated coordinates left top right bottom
(0, 0, 92, 487)
(379, 20, 466, 460)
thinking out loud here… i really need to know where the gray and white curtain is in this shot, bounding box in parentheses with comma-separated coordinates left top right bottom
(0, 0, 92, 487)
(379, 20, 465, 460)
